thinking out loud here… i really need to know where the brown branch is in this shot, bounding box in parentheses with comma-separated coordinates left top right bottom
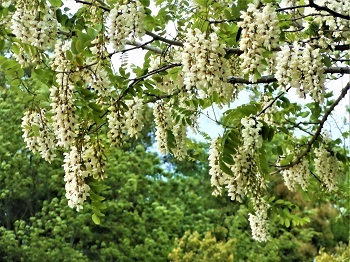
(125, 40, 162, 54)
(276, 5, 310, 12)
(227, 75, 277, 84)
(309, 0, 350, 20)
(75, 0, 110, 11)
(227, 67, 350, 85)
(145, 89, 181, 103)
(145, 31, 183, 47)
(130, 63, 182, 81)
(225, 45, 350, 56)
(277, 81, 350, 170)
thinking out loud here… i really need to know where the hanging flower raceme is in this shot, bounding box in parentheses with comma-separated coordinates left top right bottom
(172, 121, 187, 160)
(63, 146, 91, 211)
(109, 0, 146, 51)
(63, 138, 106, 211)
(10, 1, 57, 66)
(124, 97, 144, 138)
(276, 42, 325, 103)
(218, 116, 269, 241)
(153, 100, 172, 155)
(208, 137, 226, 196)
(314, 142, 339, 192)
(49, 41, 78, 149)
(282, 158, 310, 191)
(238, 3, 280, 82)
(107, 101, 127, 146)
(182, 28, 233, 102)
(248, 201, 269, 242)
(21, 109, 57, 163)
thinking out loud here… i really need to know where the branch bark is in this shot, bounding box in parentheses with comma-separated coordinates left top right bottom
(227, 67, 350, 85)
(309, 0, 350, 20)
(277, 81, 350, 170)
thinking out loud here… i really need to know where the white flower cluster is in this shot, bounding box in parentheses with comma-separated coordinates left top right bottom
(107, 102, 126, 146)
(182, 28, 233, 102)
(248, 202, 269, 242)
(10, 1, 57, 65)
(81, 140, 106, 181)
(21, 110, 57, 163)
(172, 122, 187, 160)
(238, 3, 280, 82)
(241, 117, 264, 151)
(63, 140, 106, 211)
(314, 143, 339, 192)
(282, 159, 310, 191)
(226, 117, 265, 202)
(107, 98, 144, 145)
(89, 66, 112, 99)
(109, 0, 146, 51)
(153, 100, 172, 154)
(208, 138, 226, 196)
(63, 146, 90, 211)
(1, 1, 11, 8)
(74, 66, 111, 104)
(258, 95, 276, 125)
(124, 98, 144, 138)
(219, 117, 269, 241)
(276, 42, 325, 103)
(49, 41, 78, 149)
(303, 0, 350, 43)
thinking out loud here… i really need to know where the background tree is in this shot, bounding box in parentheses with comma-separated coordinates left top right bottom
(0, 89, 349, 260)
(0, 0, 349, 242)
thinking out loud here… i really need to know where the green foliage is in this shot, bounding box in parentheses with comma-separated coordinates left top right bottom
(0, 0, 349, 260)
(168, 230, 236, 261)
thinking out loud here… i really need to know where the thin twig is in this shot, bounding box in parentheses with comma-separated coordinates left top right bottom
(277, 82, 350, 170)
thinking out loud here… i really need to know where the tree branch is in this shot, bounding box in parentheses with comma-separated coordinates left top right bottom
(227, 67, 350, 85)
(145, 89, 181, 103)
(75, 0, 110, 11)
(309, 0, 350, 20)
(276, 5, 310, 12)
(277, 81, 350, 170)
(145, 31, 183, 47)
(125, 40, 162, 54)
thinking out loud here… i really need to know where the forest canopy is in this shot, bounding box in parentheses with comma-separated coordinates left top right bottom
(0, 0, 349, 243)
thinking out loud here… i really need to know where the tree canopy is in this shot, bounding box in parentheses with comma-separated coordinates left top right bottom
(0, 0, 349, 242)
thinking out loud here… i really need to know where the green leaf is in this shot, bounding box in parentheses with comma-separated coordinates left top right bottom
(219, 158, 233, 176)
(285, 218, 290, 228)
(92, 213, 101, 225)
(268, 127, 274, 142)
(88, 102, 103, 113)
(261, 125, 269, 140)
(90, 191, 105, 202)
(257, 146, 269, 175)
(277, 146, 283, 155)
(139, 0, 150, 6)
(49, 0, 63, 7)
